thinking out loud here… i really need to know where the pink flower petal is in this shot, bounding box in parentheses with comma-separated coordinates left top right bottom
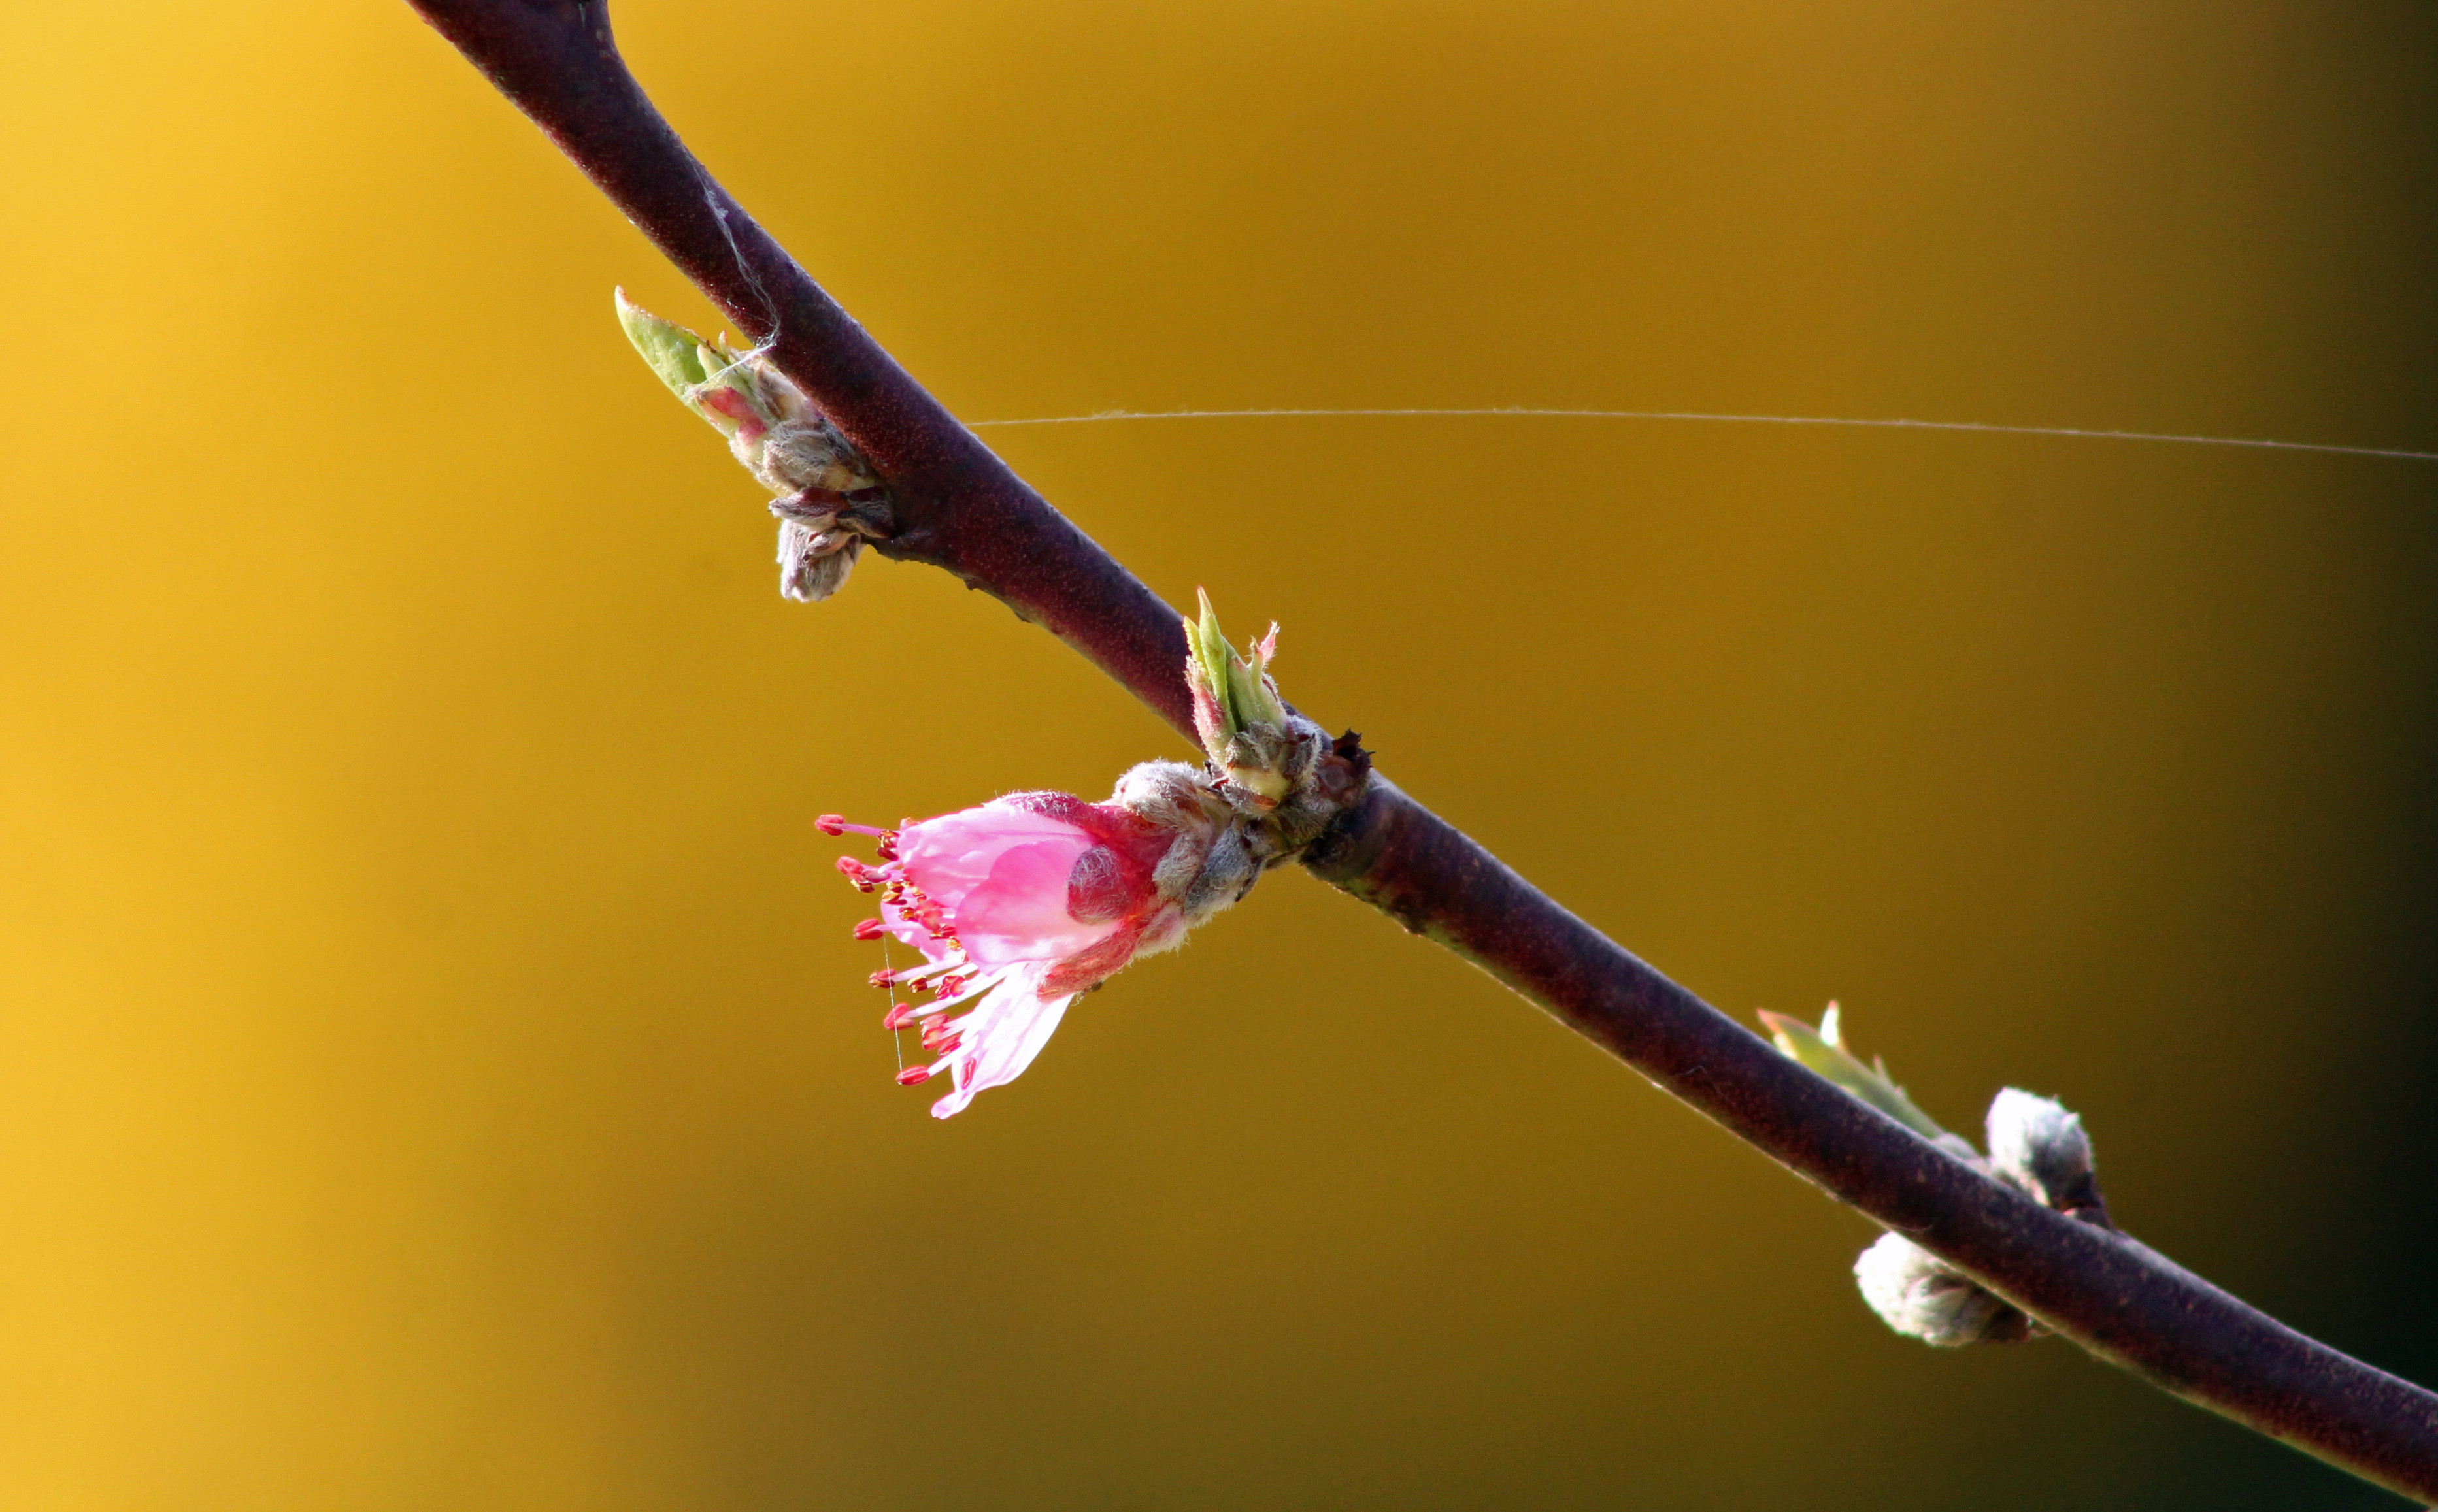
(950, 839, 1122, 967)
(926, 968, 1078, 1119)
(897, 799, 1095, 899)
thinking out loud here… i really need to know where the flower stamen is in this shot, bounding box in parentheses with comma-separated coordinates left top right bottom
(818, 814, 898, 843)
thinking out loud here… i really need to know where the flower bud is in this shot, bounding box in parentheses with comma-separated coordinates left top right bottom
(615, 288, 799, 460)
(1852, 1232, 2029, 1347)
(1986, 1087, 2101, 1216)
(1177, 592, 1369, 856)
(775, 513, 863, 603)
(1182, 589, 1301, 803)
(614, 289, 884, 601)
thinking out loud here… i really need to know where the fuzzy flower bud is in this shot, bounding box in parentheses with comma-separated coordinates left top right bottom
(1853, 1232, 2029, 1347)
(614, 289, 889, 601)
(1986, 1087, 2101, 1217)
(1759, 1005, 2052, 1345)
(1758, 1008, 2116, 1348)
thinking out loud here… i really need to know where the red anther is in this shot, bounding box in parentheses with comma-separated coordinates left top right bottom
(934, 1033, 963, 1055)
(816, 814, 846, 836)
(895, 1064, 933, 1086)
(875, 832, 900, 861)
(867, 969, 895, 989)
(883, 1004, 919, 1030)
(852, 918, 886, 941)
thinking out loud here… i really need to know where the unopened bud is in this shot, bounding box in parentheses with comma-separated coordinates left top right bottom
(615, 288, 796, 452)
(1111, 760, 1227, 832)
(614, 289, 884, 601)
(776, 512, 863, 602)
(1853, 1232, 2028, 1347)
(1175, 591, 1358, 858)
(1986, 1087, 2101, 1216)
(1182, 589, 1294, 790)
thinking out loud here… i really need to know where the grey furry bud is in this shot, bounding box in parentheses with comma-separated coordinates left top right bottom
(752, 416, 875, 496)
(1853, 1232, 2027, 1347)
(1178, 824, 1261, 922)
(776, 516, 862, 602)
(1986, 1088, 2099, 1213)
(1111, 761, 1224, 833)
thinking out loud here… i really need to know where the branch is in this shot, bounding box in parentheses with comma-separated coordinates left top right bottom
(405, 1, 2438, 1498)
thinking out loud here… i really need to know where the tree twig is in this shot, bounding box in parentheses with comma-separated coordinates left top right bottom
(404, 1, 2438, 1498)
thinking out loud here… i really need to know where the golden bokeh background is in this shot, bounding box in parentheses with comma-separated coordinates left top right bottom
(3, 1, 2434, 1505)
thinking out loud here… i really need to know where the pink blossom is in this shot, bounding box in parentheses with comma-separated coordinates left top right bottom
(826, 793, 1188, 1118)
(818, 600, 1371, 1119)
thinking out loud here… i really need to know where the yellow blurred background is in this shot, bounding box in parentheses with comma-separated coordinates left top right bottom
(3, 1, 2434, 1505)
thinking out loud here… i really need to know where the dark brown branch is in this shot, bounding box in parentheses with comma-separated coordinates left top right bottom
(405, 1, 2438, 1498)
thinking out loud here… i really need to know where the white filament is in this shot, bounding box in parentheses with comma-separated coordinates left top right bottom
(967, 406, 2438, 463)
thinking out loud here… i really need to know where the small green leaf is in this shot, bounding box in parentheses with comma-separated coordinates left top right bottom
(1194, 589, 1241, 737)
(614, 288, 711, 397)
(1757, 1004, 1946, 1139)
(614, 288, 786, 442)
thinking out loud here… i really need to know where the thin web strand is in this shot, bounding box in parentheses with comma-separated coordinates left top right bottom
(692, 164, 782, 381)
(967, 407, 2438, 464)
(880, 932, 905, 1076)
